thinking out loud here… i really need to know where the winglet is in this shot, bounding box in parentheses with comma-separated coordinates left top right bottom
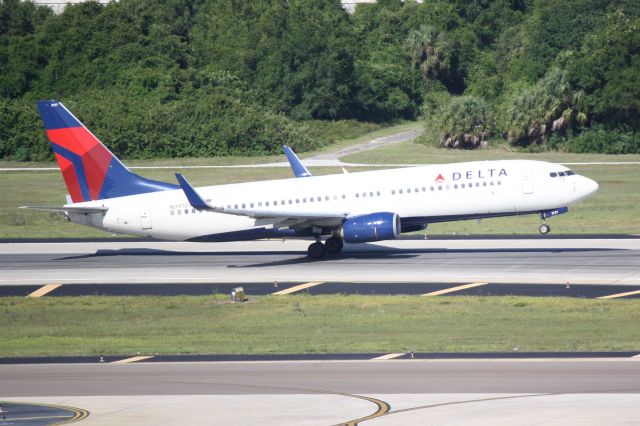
(175, 173, 210, 210)
(283, 145, 312, 177)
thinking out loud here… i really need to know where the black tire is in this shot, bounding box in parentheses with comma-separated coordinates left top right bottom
(325, 237, 344, 254)
(539, 223, 550, 234)
(307, 241, 326, 259)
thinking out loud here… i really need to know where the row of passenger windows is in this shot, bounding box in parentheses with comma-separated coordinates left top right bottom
(550, 170, 575, 177)
(170, 180, 503, 216)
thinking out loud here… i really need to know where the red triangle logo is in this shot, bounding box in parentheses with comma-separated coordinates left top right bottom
(435, 173, 445, 182)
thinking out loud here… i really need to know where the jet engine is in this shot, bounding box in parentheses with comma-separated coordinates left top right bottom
(340, 212, 400, 244)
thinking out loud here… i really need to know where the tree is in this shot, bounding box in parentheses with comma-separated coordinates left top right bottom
(405, 25, 450, 83)
(436, 95, 492, 149)
(503, 68, 586, 146)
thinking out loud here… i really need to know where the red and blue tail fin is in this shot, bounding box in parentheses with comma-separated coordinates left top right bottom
(37, 100, 177, 203)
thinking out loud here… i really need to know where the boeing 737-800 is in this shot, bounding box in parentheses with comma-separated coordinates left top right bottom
(23, 100, 599, 258)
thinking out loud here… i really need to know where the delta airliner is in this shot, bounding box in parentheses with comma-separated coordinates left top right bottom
(23, 100, 599, 258)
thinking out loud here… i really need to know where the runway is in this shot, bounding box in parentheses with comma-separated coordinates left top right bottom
(2, 359, 640, 425)
(3, 238, 640, 424)
(1, 238, 640, 285)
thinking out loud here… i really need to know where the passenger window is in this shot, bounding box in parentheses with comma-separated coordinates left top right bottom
(266, 202, 269, 206)
(482, 182, 487, 187)
(370, 192, 374, 197)
(234, 204, 238, 209)
(177, 210, 181, 215)
(303, 198, 307, 203)
(242, 204, 246, 208)
(185, 209, 189, 214)
(454, 184, 458, 189)
(399, 189, 403, 194)
(407, 188, 411, 193)
(377, 191, 381, 196)
(258, 202, 262, 207)
(438, 186, 442, 191)
(356, 193, 359, 198)
(430, 186, 434, 191)
(250, 203, 254, 208)
(461, 183, 465, 188)
(170, 210, 174, 216)
(392, 190, 396, 195)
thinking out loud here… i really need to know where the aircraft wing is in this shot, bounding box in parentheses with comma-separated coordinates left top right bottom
(20, 205, 108, 214)
(175, 173, 346, 226)
(283, 145, 312, 177)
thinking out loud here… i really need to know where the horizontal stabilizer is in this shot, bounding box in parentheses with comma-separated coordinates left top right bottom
(20, 205, 108, 214)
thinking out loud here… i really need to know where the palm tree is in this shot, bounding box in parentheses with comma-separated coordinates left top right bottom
(438, 95, 492, 149)
(504, 68, 587, 146)
(405, 25, 450, 81)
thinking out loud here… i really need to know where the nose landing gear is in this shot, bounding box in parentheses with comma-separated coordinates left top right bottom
(538, 222, 551, 234)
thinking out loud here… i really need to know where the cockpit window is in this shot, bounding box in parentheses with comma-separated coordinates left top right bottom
(558, 171, 566, 176)
(550, 172, 557, 177)
(566, 170, 575, 176)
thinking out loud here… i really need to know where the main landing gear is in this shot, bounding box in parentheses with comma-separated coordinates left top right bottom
(307, 236, 344, 259)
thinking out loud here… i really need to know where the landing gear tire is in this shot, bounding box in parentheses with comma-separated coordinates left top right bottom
(307, 241, 326, 259)
(325, 237, 344, 254)
(539, 223, 551, 235)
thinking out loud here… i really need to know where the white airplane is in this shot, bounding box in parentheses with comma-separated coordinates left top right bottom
(24, 100, 599, 258)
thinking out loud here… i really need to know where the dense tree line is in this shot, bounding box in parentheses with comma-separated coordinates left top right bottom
(1, 0, 639, 161)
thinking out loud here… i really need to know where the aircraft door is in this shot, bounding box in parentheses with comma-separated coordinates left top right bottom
(140, 206, 152, 230)
(521, 172, 534, 194)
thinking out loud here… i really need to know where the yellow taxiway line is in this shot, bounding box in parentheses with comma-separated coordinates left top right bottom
(26, 283, 62, 298)
(371, 353, 406, 360)
(272, 281, 324, 295)
(597, 289, 640, 300)
(111, 355, 155, 364)
(422, 282, 488, 297)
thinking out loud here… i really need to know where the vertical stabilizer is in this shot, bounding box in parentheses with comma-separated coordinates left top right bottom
(36, 100, 177, 202)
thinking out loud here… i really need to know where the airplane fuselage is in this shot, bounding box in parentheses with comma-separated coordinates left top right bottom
(69, 159, 598, 242)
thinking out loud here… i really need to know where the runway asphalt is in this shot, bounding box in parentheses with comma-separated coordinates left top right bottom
(2, 282, 640, 298)
(2, 238, 640, 424)
(2, 360, 640, 425)
(1, 238, 640, 285)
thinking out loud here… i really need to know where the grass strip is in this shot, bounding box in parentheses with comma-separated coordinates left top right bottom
(1, 295, 638, 357)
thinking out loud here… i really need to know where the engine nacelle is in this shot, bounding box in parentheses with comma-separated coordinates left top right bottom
(340, 212, 400, 244)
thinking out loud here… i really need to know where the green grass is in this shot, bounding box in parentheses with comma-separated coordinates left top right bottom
(1, 121, 639, 237)
(342, 139, 640, 164)
(1, 295, 638, 356)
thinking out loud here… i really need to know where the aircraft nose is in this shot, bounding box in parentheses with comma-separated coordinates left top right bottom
(581, 176, 599, 196)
